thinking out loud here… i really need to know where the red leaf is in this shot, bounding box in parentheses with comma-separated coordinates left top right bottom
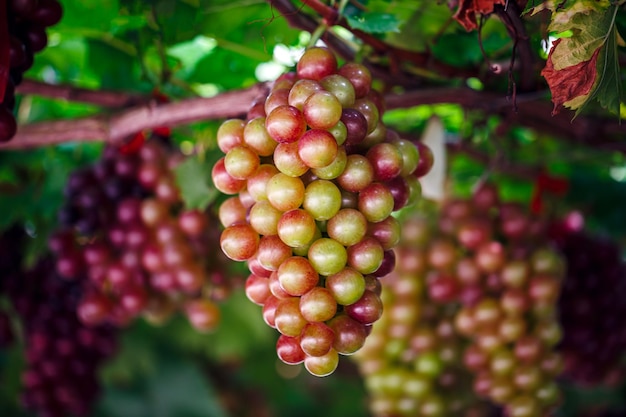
(0, 0, 9, 101)
(153, 126, 171, 137)
(453, 0, 505, 31)
(530, 171, 570, 215)
(541, 39, 600, 115)
(119, 131, 146, 155)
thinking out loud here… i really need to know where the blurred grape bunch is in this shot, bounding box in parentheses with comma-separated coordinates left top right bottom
(1, 0, 63, 142)
(353, 183, 566, 417)
(550, 212, 626, 386)
(0, 226, 118, 417)
(50, 132, 241, 332)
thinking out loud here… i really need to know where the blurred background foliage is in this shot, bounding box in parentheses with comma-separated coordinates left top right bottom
(1, 0, 625, 416)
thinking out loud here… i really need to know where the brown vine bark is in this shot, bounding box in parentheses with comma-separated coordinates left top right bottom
(1, 81, 624, 152)
(16, 79, 148, 108)
(0, 84, 268, 150)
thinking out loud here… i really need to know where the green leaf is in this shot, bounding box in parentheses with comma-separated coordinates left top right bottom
(98, 352, 229, 417)
(346, 12, 401, 34)
(548, 2, 615, 70)
(173, 153, 219, 210)
(576, 19, 622, 115)
(57, 0, 121, 31)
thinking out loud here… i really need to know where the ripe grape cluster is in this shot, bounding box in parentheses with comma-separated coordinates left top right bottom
(549, 213, 626, 385)
(53, 134, 236, 331)
(0, 228, 117, 417)
(353, 183, 565, 417)
(213, 47, 432, 376)
(1, 0, 63, 142)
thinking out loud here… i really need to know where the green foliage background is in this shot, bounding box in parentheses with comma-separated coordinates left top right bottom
(1, 1, 625, 416)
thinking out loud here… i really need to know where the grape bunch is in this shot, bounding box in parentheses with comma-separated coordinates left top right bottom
(354, 220, 495, 417)
(549, 213, 626, 385)
(1, 0, 63, 142)
(8, 259, 117, 417)
(213, 46, 432, 376)
(354, 184, 565, 417)
(0, 227, 117, 417)
(53, 135, 237, 331)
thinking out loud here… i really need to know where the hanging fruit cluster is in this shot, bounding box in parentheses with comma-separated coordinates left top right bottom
(1, 0, 63, 142)
(51, 132, 238, 331)
(549, 213, 626, 386)
(0, 227, 118, 417)
(353, 183, 565, 417)
(212, 46, 432, 376)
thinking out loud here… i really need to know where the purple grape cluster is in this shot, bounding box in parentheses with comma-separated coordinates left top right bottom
(52, 136, 239, 331)
(0, 227, 117, 417)
(1, 0, 63, 142)
(353, 183, 565, 417)
(549, 213, 626, 386)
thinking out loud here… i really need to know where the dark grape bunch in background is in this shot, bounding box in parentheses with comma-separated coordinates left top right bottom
(213, 46, 433, 377)
(0, 0, 63, 142)
(0, 228, 118, 417)
(53, 132, 239, 332)
(549, 212, 626, 386)
(353, 183, 565, 417)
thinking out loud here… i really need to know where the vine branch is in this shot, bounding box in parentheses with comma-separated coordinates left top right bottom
(1, 81, 625, 152)
(494, 2, 537, 92)
(16, 79, 148, 108)
(0, 84, 269, 150)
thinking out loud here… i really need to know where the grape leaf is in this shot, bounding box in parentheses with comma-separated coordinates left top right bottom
(541, 38, 600, 114)
(345, 11, 401, 34)
(173, 153, 219, 210)
(453, 0, 505, 32)
(541, 4, 621, 114)
(579, 22, 622, 116)
(548, 2, 616, 70)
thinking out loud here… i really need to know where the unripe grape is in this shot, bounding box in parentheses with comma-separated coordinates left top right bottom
(247, 164, 279, 202)
(307, 238, 347, 276)
(217, 119, 245, 153)
(277, 256, 319, 296)
(304, 348, 339, 377)
(299, 287, 338, 322)
(277, 209, 316, 248)
(245, 274, 271, 305)
(296, 47, 337, 81)
(298, 129, 338, 169)
(275, 297, 308, 337)
(265, 105, 306, 144)
(288, 79, 323, 110)
(325, 267, 366, 305)
(256, 235, 292, 271)
(300, 322, 335, 357)
(224, 145, 260, 180)
(220, 223, 259, 261)
(244, 117, 278, 156)
(303, 91, 342, 130)
(338, 62, 371, 98)
(212, 157, 245, 195)
(276, 334, 306, 364)
(303, 180, 342, 221)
